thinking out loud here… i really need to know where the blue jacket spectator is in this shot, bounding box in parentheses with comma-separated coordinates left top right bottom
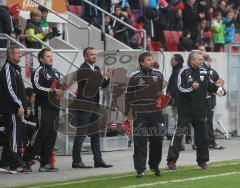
(222, 10, 236, 43)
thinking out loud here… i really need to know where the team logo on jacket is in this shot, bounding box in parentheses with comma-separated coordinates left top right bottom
(210, 70, 213, 75)
(187, 75, 193, 83)
(55, 73, 59, 79)
(153, 76, 158, 82)
(138, 78, 145, 86)
(200, 75, 205, 81)
(46, 73, 52, 80)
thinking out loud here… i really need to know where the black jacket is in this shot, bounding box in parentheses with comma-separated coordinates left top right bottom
(182, 2, 200, 42)
(0, 60, 27, 114)
(24, 19, 44, 49)
(176, 66, 219, 117)
(31, 64, 60, 108)
(178, 37, 194, 51)
(0, 7, 12, 48)
(166, 63, 183, 104)
(125, 68, 164, 116)
(76, 62, 110, 103)
(202, 62, 220, 108)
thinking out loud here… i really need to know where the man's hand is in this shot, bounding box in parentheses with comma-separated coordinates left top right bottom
(216, 87, 225, 97)
(105, 67, 114, 79)
(17, 106, 24, 118)
(192, 82, 200, 90)
(216, 78, 225, 87)
(55, 89, 64, 97)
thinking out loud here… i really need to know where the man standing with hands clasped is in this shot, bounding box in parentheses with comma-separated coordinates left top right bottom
(167, 51, 225, 171)
(72, 47, 113, 169)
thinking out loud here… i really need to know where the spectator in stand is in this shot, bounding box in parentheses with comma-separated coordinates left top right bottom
(8, 4, 22, 39)
(128, 0, 141, 10)
(215, 0, 230, 18)
(0, 5, 12, 70)
(82, 0, 101, 28)
(117, 0, 130, 9)
(178, 30, 194, 51)
(174, 1, 185, 31)
(67, 0, 82, 17)
(112, 5, 129, 45)
(212, 11, 225, 52)
(104, 15, 114, 36)
(24, 9, 51, 49)
(130, 16, 144, 49)
(100, 0, 111, 13)
(197, 0, 213, 22)
(0, 5, 12, 48)
(38, 6, 50, 32)
(222, 9, 237, 44)
(183, 0, 205, 43)
(196, 18, 212, 51)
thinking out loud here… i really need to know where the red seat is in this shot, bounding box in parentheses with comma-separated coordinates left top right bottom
(177, 31, 183, 38)
(235, 34, 240, 42)
(230, 46, 239, 53)
(147, 41, 161, 51)
(163, 31, 180, 51)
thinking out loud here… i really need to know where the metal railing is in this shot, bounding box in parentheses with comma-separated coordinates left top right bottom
(18, 34, 79, 71)
(0, 34, 78, 88)
(31, 0, 91, 47)
(0, 33, 26, 48)
(82, 0, 147, 51)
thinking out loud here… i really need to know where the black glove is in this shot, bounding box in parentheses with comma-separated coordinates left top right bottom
(52, 27, 61, 37)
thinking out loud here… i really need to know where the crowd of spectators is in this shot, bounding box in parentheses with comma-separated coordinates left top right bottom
(67, 0, 240, 52)
(0, 1, 239, 52)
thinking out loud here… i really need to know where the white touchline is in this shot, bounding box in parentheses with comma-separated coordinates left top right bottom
(30, 161, 240, 188)
(121, 172, 240, 188)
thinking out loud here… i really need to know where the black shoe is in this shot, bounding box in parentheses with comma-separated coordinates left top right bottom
(72, 161, 93, 169)
(209, 144, 225, 150)
(180, 145, 185, 151)
(192, 145, 197, 150)
(39, 164, 59, 172)
(12, 166, 31, 174)
(150, 167, 162, 176)
(136, 171, 144, 178)
(198, 162, 208, 170)
(94, 161, 113, 168)
(22, 165, 32, 173)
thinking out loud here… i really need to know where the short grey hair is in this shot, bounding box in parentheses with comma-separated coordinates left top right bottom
(187, 50, 201, 66)
(6, 45, 21, 59)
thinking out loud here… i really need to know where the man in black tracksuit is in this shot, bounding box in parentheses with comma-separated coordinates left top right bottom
(0, 45, 27, 172)
(125, 52, 164, 178)
(166, 54, 184, 105)
(167, 51, 225, 170)
(166, 54, 188, 149)
(23, 48, 63, 172)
